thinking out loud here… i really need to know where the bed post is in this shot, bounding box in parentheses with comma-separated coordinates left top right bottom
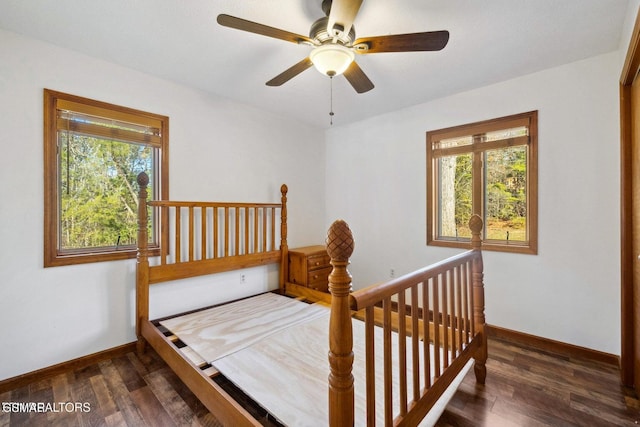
(279, 184, 288, 293)
(326, 220, 355, 427)
(136, 172, 150, 355)
(469, 214, 487, 384)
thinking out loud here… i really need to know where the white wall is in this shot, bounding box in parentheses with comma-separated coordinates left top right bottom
(325, 51, 621, 355)
(0, 13, 628, 380)
(0, 29, 326, 380)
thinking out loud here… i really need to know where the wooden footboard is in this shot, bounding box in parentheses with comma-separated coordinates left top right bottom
(326, 216, 487, 427)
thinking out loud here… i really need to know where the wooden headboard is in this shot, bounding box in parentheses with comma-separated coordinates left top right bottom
(135, 172, 289, 345)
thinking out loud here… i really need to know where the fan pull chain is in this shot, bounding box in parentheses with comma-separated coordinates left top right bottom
(329, 72, 335, 125)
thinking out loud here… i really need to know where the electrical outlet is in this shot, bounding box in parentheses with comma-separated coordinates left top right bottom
(240, 273, 246, 283)
(390, 268, 395, 278)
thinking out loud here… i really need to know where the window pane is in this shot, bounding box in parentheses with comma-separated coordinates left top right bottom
(434, 135, 473, 150)
(58, 133, 153, 250)
(484, 126, 528, 142)
(437, 153, 472, 239)
(484, 146, 527, 242)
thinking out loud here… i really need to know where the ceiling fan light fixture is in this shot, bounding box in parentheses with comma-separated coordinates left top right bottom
(309, 44, 355, 76)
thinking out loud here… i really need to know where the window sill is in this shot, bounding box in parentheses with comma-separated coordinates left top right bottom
(428, 238, 537, 255)
(44, 247, 160, 267)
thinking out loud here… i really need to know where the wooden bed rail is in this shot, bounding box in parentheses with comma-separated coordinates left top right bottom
(326, 215, 487, 426)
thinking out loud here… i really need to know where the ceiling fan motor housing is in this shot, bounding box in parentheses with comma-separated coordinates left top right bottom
(310, 16, 355, 45)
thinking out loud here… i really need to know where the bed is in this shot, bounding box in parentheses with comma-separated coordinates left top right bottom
(134, 172, 487, 426)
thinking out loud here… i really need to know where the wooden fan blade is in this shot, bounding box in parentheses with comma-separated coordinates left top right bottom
(266, 57, 314, 86)
(217, 14, 313, 45)
(343, 61, 374, 93)
(327, 0, 363, 38)
(354, 31, 450, 53)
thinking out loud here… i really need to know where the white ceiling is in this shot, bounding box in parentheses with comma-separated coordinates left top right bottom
(0, 0, 630, 129)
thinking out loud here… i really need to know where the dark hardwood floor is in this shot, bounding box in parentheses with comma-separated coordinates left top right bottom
(1, 337, 638, 426)
(436, 337, 639, 426)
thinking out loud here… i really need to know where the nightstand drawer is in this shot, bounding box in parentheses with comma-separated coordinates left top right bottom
(288, 245, 331, 293)
(308, 266, 331, 292)
(307, 253, 330, 270)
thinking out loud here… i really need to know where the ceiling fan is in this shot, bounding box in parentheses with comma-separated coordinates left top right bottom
(217, 0, 449, 94)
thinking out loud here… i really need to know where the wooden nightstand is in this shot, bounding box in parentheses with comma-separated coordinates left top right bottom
(288, 245, 331, 293)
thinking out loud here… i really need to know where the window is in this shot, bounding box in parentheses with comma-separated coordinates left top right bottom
(427, 111, 537, 254)
(44, 89, 168, 267)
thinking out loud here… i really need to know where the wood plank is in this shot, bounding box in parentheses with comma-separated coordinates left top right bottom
(130, 386, 177, 427)
(160, 293, 328, 364)
(179, 347, 207, 368)
(104, 411, 127, 427)
(47, 374, 79, 426)
(144, 371, 205, 427)
(68, 371, 102, 426)
(111, 355, 147, 392)
(203, 366, 219, 377)
(27, 378, 60, 427)
(89, 375, 118, 419)
(284, 281, 333, 304)
(98, 360, 147, 426)
(50, 374, 71, 403)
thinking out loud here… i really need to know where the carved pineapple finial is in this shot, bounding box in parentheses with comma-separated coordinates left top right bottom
(137, 172, 149, 187)
(469, 214, 483, 250)
(326, 220, 354, 262)
(469, 214, 482, 235)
